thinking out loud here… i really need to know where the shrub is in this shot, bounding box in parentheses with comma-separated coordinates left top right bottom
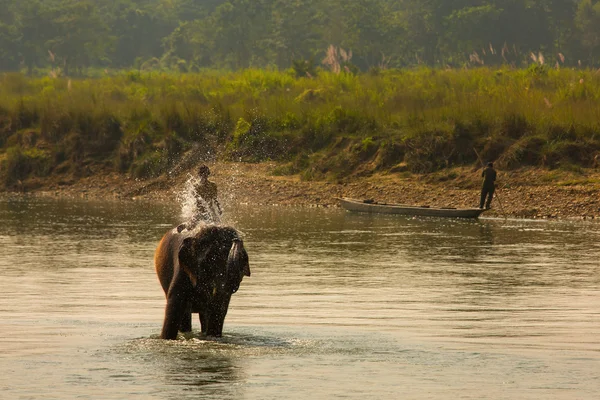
(374, 140, 405, 170)
(272, 153, 310, 176)
(500, 113, 529, 139)
(499, 135, 547, 169)
(403, 131, 455, 173)
(291, 59, 317, 78)
(543, 140, 600, 168)
(1, 146, 52, 186)
(131, 151, 167, 178)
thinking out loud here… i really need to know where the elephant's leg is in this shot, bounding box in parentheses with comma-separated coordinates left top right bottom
(199, 312, 207, 334)
(179, 306, 192, 333)
(161, 296, 186, 339)
(206, 321, 224, 337)
(161, 275, 189, 339)
(205, 312, 226, 337)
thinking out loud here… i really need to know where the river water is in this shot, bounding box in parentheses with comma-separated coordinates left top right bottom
(0, 196, 598, 399)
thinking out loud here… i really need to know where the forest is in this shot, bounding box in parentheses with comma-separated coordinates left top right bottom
(2, 0, 600, 74)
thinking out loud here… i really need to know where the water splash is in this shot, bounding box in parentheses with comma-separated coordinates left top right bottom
(177, 174, 197, 222)
(176, 173, 222, 227)
(219, 164, 241, 209)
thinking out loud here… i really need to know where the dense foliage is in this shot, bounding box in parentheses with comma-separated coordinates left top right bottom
(2, 0, 600, 74)
(1, 68, 599, 188)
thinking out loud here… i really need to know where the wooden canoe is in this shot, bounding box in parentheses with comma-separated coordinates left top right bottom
(338, 197, 487, 218)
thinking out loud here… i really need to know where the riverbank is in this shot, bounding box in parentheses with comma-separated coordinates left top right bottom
(10, 162, 600, 220)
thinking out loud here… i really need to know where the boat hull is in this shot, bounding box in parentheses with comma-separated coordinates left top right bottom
(339, 198, 486, 218)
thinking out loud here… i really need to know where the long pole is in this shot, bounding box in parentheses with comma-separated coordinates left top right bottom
(473, 148, 507, 219)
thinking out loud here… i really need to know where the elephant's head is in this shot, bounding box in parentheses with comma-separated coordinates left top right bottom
(177, 225, 250, 336)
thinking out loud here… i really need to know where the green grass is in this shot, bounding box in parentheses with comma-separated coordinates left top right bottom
(1, 67, 600, 187)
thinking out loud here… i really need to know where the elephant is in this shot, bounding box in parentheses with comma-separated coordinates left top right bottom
(154, 224, 250, 339)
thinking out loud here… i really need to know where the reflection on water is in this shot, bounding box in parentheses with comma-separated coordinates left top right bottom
(0, 196, 599, 399)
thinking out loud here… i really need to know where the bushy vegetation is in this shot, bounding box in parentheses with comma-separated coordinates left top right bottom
(1, 67, 600, 188)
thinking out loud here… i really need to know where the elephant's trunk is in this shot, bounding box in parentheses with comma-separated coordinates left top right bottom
(226, 238, 250, 293)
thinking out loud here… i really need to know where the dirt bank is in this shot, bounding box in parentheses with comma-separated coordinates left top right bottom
(10, 162, 600, 220)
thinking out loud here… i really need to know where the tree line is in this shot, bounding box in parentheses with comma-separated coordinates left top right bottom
(1, 0, 600, 75)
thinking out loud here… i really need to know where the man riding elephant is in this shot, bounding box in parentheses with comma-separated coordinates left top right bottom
(192, 164, 222, 225)
(178, 164, 222, 232)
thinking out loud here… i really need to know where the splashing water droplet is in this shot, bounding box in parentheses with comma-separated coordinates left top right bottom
(176, 173, 198, 222)
(176, 174, 222, 227)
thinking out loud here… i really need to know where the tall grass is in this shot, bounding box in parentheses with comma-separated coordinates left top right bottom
(1, 67, 600, 186)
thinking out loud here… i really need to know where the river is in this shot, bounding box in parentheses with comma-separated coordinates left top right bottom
(0, 196, 598, 399)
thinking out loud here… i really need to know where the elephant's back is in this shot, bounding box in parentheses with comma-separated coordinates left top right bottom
(154, 228, 183, 294)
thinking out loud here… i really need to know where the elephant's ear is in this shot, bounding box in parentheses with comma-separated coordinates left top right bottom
(227, 239, 250, 293)
(241, 247, 250, 277)
(178, 237, 199, 287)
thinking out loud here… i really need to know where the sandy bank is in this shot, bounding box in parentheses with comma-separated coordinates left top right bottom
(8, 162, 600, 220)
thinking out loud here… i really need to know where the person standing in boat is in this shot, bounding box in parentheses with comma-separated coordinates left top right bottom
(479, 162, 497, 209)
